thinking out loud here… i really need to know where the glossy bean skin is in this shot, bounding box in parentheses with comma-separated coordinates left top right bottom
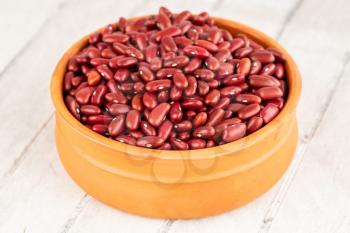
(63, 7, 288, 150)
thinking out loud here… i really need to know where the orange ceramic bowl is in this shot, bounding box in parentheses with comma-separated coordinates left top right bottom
(50, 17, 301, 219)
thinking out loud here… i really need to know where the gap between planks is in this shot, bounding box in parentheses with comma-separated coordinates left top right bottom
(258, 52, 350, 233)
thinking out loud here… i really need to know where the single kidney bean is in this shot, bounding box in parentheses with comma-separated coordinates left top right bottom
(136, 136, 164, 148)
(91, 124, 108, 134)
(234, 47, 253, 58)
(195, 39, 218, 52)
(108, 115, 126, 137)
(140, 121, 157, 136)
(87, 115, 113, 125)
(193, 112, 207, 127)
(80, 105, 101, 115)
(197, 80, 210, 96)
(181, 99, 203, 110)
(170, 102, 183, 123)
(124, 46, 144, 60)
(170, 86, 182, 101)
(215, 49, 231, 63)
(155, 26, 182, 41)
(158, 120, 173, 141)
(162, 36, 178, 52)
(158, 142, 172, 150)
(193, 126, 215, 139)
(207, 109, 225, 127)
(174, 120, 192, 132)
(188, 138, 206, 149)
(250, 50, 275, 63)
(75, 86, 95, 105)
(103, 32, 129, 43)
(163, 56, 189, 68)
(65, 95, 80, 120)
(217, 63, 234, 77)
(222, 74, 245, 86)
(220, 86, 242, 97)
(229, 38, 245, 52)
(133, 82, 145, 93)
(250, 60, 262, 74)
(108, 103, 131, 115)
(237, 58, 251, 75)
(238, 103, 261, 120)
(204, 89, 220, 106)
(91, 85, 107, 106)
(156, 68, 181, 78)
(170, 138, 189, 150)
(256, 86, 283, 100)
(274, 63, 285, 79)
(247, 116, 263, 134)
(183, 45, 211, 58)
(143, 92, 158, 109)
(260, 63, 276, 76)
(115, 135, 136, 145)
(157, 90, 169, 102)
(235, 94, 261, 104)
(267, 98, 284, 109)
(222, 123, 246, 143)
(139, 66, 154, 82)
(114, 69, 130, 83)
(126, 110, 141, 130)
(249, 75, 280, 87)
(260, 103, 279, 123)
(205, 56, 220, 71)
(173, 72, 188, 89)
(213, 97, 230, 110)
(194, 69, 215, 81)
(131, 94, 143, 111)
(184, 76, 197, 97)
(184, 58, 202, 73)
(146, 79, 172, 92)
(148, 103, 171, 127)
(105, 92, 128, 104)
(97, 65, 113, 80)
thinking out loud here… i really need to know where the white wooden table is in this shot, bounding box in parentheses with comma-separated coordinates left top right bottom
(1, 0, 350, 232)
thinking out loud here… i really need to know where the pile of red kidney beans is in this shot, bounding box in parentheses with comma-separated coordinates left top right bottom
(63, 7, 287, 150)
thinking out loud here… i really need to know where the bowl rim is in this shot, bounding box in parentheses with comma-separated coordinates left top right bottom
(50, 16, 301, 160)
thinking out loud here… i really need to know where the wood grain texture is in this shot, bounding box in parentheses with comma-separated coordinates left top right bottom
(0, 0, 350, 232)
(0, 0, 65, 74)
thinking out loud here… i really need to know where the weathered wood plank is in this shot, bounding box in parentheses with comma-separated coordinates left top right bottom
(0, 0, 64, 74)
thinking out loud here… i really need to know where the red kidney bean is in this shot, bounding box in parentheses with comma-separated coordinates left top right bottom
(250, 50, 275, 63)
(126, 110, 141, 130)
(148, 103, 171, 127)
(80, 105, 101, 115)
(145, 79, 172, 92)
(205, 56, 220, 71)
(238, 103, 261, 120)
(249, 75, 280, 88)
(204, 89, 220, 106)
(173, 72, 188, 89)
(260, 63, 276, 76)
(137, 136, 164, 148)
(206, 109, 225, 126)
(92, 124, 108, 134)
(222, 123, 246, 143)
(247, 116, 263, 134)
(256, 86, 283, 100)
(193, 126, 215, 139)
(75, 86, 95, 104)
(181, 99, 203, 110)
(115, 135, 136, 145)
(170, 138, 189, 150)
(275, 63, 285, 79)
(108, 103, 130, 115)
(183, 45, 211, 58)
(139, 66, 154, 82)
(64, 8, 288, 150)
(220, 86, 241, 97)
(142, 92, 157, 109)
(184, 76, 197, 97)
(250, 60, 262, 74)
(169, 102, 183, 123)
(108, 115, 125, 137)
(131, 94, 143, 111)
(140, 121, 156, 136)
(156, 68, 181, 78)
(260, 103, 279, 123)
(97, 65, 113, 80)
(174, 120, 192, 132)
(91, 85, 107, 106)
(237, 58, 251, 75)
(188, 138, 206, 149)
(194, 69, 215, 81)
(158, 120, 173, 141)
(195, 39, 218, 52)
(235, 94, 261, 104)
(103, 32, 129, 43)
